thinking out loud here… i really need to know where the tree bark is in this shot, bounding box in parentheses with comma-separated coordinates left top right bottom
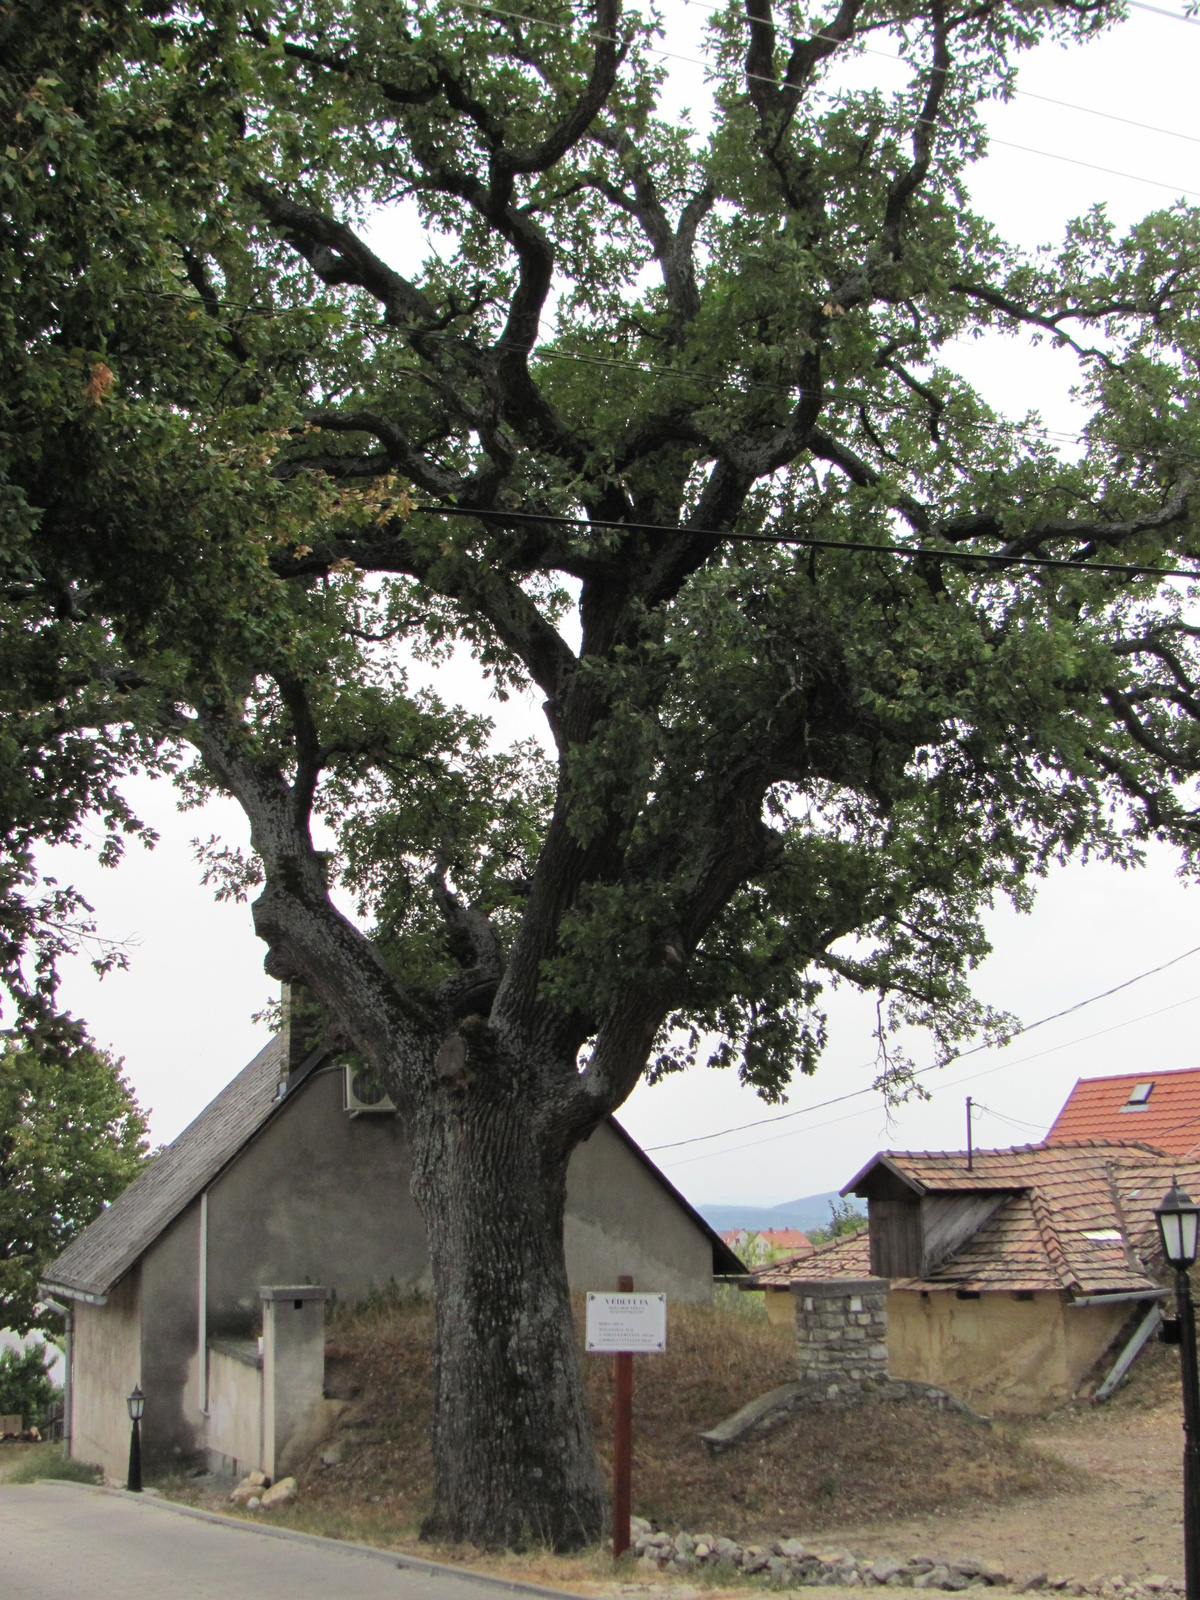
(408, 1086, 606, 1550)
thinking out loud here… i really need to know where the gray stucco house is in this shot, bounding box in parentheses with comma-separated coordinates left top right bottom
(42, 1031, 741, 1481)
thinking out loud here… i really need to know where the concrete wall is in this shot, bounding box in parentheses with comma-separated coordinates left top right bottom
(261, 1288, 325, 1479)
(564, 1122, 714, 1301)
(206, 1341, 262, 1479)
(887, 1289, 1130, 1413)
(205, 1066, 428, 1331)
(71, 1271, 140, 1481)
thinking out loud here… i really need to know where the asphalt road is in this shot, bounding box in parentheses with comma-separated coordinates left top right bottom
(0, 1482, 565, 1600)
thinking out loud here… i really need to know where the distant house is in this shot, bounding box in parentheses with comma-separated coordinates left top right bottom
(718, 1227, 813, 1276)
(759, 1227, 813, 1254)
(41, 1034, 743, 1482)
(749, 1141, 1183, 1412)
(1047, 1067, 1200, 1157)
(720, 1228, 812, 1254)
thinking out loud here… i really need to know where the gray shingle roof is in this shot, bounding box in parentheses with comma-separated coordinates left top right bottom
(42, 1035, 286, 1300)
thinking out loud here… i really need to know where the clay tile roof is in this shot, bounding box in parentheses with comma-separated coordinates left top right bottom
(1047, 1068, 1200, 1158)
(751, 1142, 1198, 1296)
(759, 1228, 813, 1252)
(840, 1139, 1166, 1198)
(752, 1228, 871, 1285)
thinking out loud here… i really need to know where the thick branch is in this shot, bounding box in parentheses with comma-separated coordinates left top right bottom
(269, 525, 578, 713)
(186, 709, 435, 1085)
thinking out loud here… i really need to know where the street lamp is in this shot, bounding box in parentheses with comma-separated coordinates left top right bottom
(125, 1385, 145, 1494)
(1155, 1179, 1200, 1600)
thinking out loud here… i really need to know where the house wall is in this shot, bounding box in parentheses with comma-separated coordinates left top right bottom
(564, 1122, 714, 1301)
(205, 1069, 716, 1319)
(1062, 1298, 1135, 1392)
(70, 1271, 140, 1481)
(204, 1065, 428, 1331)
(886, 1289, 1130, 1412)
(67, 1062, 720, 1480)
(763, 1287, 795, 1326)
(867, 1199, 923, 1277)
(261, 1288, 326, 1479)
(139, 1199, 204, 1472)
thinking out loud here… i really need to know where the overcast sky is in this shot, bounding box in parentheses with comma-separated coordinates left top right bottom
(35, 0, 1200, 1212)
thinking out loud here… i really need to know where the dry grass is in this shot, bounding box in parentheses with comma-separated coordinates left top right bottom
(581, 1300, 1073, 1534)
(162, 1294, 1074, 1557)
(0, 1441, 101, 1485)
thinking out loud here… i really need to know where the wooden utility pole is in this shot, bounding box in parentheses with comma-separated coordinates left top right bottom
(612, 1273, 634, 1558)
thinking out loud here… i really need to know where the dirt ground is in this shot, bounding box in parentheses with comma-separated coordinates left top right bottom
(146, 1299, 1193, 1594)
(795, 1403, 1184, 1586)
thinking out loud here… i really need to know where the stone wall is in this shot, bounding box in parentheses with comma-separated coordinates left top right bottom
(793, 1277, 890, 1399)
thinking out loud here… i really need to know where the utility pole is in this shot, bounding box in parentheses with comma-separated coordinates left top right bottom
(966, 1097, 974, 1171)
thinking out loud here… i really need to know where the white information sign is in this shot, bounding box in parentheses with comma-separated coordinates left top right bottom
(585, 1292, 667, 1353)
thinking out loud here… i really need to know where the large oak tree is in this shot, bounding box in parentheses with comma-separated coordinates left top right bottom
(7, 0, 1200, 1548)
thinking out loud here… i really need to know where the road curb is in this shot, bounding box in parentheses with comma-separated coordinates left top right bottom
(33, 1479, 590, 1599)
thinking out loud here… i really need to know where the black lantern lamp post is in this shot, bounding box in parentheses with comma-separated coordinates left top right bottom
(125, 1385, 145, 1493)
(1156, 1179, 1200, 1600)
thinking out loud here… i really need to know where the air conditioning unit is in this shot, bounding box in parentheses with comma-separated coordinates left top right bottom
(343, 1061, 396, 1115)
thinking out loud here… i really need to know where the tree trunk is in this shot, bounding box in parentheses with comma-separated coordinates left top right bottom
(409, 1092, 606, 1550)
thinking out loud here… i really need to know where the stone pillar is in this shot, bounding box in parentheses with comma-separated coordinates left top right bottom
(792, 1277, 889, 1400)
(260, 1285, 326, 1478)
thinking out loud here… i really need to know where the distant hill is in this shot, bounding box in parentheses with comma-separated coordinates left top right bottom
(697, 1191, 851, 1234)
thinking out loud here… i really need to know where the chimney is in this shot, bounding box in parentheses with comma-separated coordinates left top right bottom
(280, 980, 327, 1081)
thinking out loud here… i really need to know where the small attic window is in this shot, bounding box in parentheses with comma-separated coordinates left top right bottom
(1123, 1082, 1154, 1109)
(1083, 1229, 1123, 1243)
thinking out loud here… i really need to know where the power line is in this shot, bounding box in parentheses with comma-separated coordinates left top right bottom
(671, 0, 1200, 147)
(451, 0, 1200, 198)
(411, 503, 1200, 583)
(1127, 0, 1200, 25)
(1015, 88, 1200, 147)
(658, 987, 1200, 1167)
(646, 941, 1200, 1154)
(987, 137, 1198, 201)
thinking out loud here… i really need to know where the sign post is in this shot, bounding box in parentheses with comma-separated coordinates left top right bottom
(585, 1278, 667, 1560)
(612, 1276, 633, 1559)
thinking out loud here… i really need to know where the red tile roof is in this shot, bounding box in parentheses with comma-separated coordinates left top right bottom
(1047, 1068, 1200, 1157)
(751, 1141, 1190, 1297)
(759, 1228, 813, 1252)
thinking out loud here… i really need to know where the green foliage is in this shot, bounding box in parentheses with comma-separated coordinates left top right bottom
(13, 0, 1200, 1543)
(807, 1200, 869, 1249)
(0, 1342, 57, 1427)
(0, 1031, 149, 1334)
(6, 0, 1200, 1097)
(713, 1282, 769, 1320)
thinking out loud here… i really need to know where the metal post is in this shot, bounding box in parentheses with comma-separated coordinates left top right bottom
(1176, 1266, 1200, 1600)
(612, 1274, 633, 1559)
(966, 1098, 973, 1172)
(126, 1414, 142, 1493)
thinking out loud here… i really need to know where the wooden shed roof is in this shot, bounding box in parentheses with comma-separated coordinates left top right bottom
(752, 1141, 1192, 1297)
